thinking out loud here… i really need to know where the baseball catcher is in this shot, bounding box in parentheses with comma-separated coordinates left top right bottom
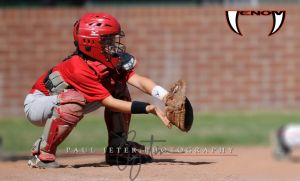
(24, 12, 193, 168)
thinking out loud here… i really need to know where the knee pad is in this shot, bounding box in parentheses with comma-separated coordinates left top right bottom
(58, 89, 86, 106)
(55, 89, 86, 125)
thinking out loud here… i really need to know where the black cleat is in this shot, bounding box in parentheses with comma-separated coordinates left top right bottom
(105, 142, 152, 165)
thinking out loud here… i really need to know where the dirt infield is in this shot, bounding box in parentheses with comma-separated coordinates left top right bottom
(0, 146, 299, 181)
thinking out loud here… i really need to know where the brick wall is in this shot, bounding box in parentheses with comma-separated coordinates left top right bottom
(0, 6, 299, 117)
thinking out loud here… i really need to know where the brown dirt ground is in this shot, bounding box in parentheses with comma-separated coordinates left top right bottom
(0, 146, 299, 181)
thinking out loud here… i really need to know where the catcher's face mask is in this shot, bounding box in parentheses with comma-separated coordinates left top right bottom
(100, 31, 135, 71)
(101, 31, 126, 56)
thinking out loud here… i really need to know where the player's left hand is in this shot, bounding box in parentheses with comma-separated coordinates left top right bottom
(146, 105, 171, 128)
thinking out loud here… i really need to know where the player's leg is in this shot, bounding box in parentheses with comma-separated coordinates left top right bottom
(24, 90, 58, 127)
(104, 83, 131, 146)
(104, 83, 152, 165)
(28, 89, 86, 168)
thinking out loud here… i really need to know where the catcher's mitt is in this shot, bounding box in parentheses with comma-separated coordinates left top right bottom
(164, 80, 194, 132)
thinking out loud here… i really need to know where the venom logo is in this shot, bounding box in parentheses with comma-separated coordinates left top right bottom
(226, 10, 286, 36)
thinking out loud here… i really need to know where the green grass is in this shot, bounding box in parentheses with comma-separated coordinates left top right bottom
(1, 111, 300, 153)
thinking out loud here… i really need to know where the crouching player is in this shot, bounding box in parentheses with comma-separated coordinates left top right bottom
(24, 12, 170, 168)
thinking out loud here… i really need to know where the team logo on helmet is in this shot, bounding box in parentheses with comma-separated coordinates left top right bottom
(226, 10, 286, 36)
(91, 30, 98, 36)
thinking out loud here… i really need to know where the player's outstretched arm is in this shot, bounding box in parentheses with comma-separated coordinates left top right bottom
(127, 74, 156, 94)
(101, 95, 170, 126)
(101, 96, 132, 113)
(128, 73, 168, 102)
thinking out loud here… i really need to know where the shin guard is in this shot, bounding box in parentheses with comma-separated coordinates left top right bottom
(32, 89, 86, 161)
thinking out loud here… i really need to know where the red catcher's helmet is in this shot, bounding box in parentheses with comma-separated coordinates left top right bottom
(73, 13, 126, 69)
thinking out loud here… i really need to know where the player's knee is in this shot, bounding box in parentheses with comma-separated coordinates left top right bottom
(55, 103, 84, 124)
(57, 89, 86, 106)
(55, 89, 86, 125)
(24, 93, 57, 127)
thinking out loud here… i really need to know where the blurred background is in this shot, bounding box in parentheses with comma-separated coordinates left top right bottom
(0, 0, 300, 155)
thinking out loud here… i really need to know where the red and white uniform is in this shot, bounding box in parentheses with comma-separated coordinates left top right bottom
(24, 55, 134, 126)
(25, 12, 149, 165)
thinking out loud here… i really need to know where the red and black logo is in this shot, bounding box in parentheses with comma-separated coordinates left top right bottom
(225, 10, 286, 36)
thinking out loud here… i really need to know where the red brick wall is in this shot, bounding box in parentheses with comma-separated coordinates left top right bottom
(0, 6, 299, 117)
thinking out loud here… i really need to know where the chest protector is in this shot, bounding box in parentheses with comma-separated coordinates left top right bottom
(44, 70, 69, 95)
(86, 60, 110, 80)
(86, 60, 129, 89)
